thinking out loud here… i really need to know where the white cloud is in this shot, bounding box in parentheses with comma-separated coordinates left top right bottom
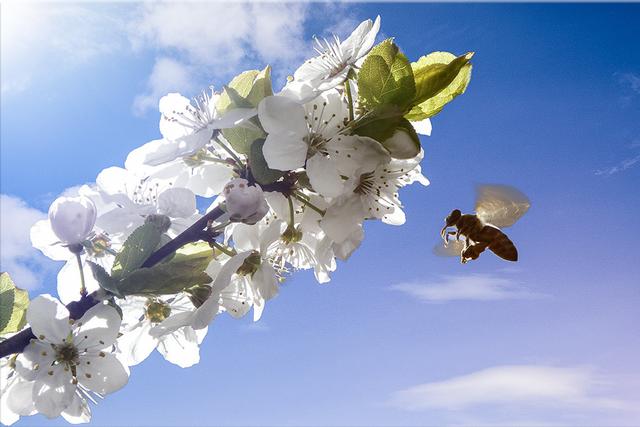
(595, 153, 640, 176)
(390, 365, 633, 412)
(0, 195, 50, 290)
(1, 3, 126, 95)
(618, 72, 640, 94)
(390, 274, 545, 303)
(127, 2, 311, 114)
(132, 57, 195, 116)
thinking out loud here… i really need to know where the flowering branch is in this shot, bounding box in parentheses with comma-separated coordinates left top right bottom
(0, 16, 476, 425)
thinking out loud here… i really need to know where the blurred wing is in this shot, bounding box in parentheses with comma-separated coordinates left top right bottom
(433, 240, 465, 257)
(475, 184, 530, 228)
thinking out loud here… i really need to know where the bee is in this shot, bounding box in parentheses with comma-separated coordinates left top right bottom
(438, 184, 530, 264)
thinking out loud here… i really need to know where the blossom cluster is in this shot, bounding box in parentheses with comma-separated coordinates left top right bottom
(0, 16, 472, 425)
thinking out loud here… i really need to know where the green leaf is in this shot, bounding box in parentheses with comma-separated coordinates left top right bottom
(217, 66, 273, 114)
(117, 243, 214, 296)
(88, 262, 122, 297)
(111, 222, 163, 278)
(351, 104, 406, 142)
(357, 39, 416, 110)
(406, 51, 473, 121)
(222, 123, 265, 155)
(0, 272, 30, 335)
(249, 139, 284, 185)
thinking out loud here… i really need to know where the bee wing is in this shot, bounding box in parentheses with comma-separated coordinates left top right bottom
(433, 240, 466, 257)
(475, 184, 530, 228)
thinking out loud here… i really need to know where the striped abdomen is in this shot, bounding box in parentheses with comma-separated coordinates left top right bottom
(475, 225, 518, 262)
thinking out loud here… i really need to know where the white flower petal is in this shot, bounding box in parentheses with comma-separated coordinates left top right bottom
(30, 220, 69, 261)
(126, 138, 182, 168)
(157, 327, 202, 368)
(74, 304, 121, 351)
(32, 363, 75, 419)
(157, 187, 197, 218)
(320, 196, 366, 244)
(61, 392, 91, 424)
(258, 96, 307, 136)
(77, 352, 129, 395)
(117, 321, 158, 366)
(27, 295, 71, 344)
(184, 163, 234, 197)
(411, 118, 432, 136)
(342, 16, 381, 61)
(16, 341, 56, 381)
(307, 153, 345, 198)
(263, 133, 308, 172)
(6, 381, 36, 418)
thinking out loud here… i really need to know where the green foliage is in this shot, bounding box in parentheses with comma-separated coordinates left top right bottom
(357, 39, 416, 110)
(91, 243, 214, 297)
(111, 222, 163, 279)
(406, 51, 473, 121)
(217, 66, 273, 113)
(222, 125, 265, 155)
(249, 139, 284, 185)
(217, 66, 273, 154)
(0, 272, 29, 335)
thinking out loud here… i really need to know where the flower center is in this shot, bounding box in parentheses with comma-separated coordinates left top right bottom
(164, 87, 217, 133)
(236, 252, 262, 276)
(55, 342, 79, 366)
(354, 171, 375, 195)
(86, 234, 112, 258)
(145, 300, 171, 323)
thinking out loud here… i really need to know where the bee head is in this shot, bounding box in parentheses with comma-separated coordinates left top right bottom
(445, 209, 462, 226)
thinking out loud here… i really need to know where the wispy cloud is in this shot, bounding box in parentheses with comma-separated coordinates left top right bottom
(1, 3, 126, 95)
(0, 195, 53, 290)
(390, 273, 545, 303)
(618, 72, 640, 95)
(132, 57, 196, 117)
(389, 365, 640, 425)
(127, 2, 311, 114)
(595, 154, 640, 176)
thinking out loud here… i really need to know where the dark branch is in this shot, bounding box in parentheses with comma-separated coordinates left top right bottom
(0, 205, 228, 358)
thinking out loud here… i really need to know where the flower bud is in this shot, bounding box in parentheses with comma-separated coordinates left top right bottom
(48, 196, 97, 246)
(223, 178, 269, 225)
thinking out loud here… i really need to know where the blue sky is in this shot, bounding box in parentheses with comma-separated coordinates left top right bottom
(1, 2, 640, 426)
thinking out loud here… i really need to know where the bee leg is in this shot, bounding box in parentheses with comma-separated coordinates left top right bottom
(444, 231, 456, 244)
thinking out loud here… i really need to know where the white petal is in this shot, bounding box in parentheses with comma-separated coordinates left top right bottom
(306, 153, 345, 198)
(262, 134, 307, 170)
(32, 364, 75, 419)
(411, 118, 432, 136)
(117, 321, 158, 366)
(382, 206, 406, 226)
(258, 96, 307, 136)
(213, 107, 257, 129)
(342, 16, 381, 61)
(74, 304, 122, 351)
(126, 138, 181, 168)
(332, 227, 364, 260)
(157, 187, 197, 218)
(192, 252, 253, 329)
(149, 311, 195, 337)
(183, 163, 234, 197)
(61, 392, 91, 424)
(16, 341, 56, 381)
(27, 295, 71, 344)
(95, 167, 133, 196)
(77, 352, 129, 395)
(159, 93, 193, 140)
(5, 381, 36, 419)
(30, 220, 70, 261)
(219, 278, 252, 319)
(320, 196, 366, 244)
(157, 327, 202, 368)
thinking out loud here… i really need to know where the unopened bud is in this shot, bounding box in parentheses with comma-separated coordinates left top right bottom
(48, 196, 97, 246)
(223, 178, 269, 225)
